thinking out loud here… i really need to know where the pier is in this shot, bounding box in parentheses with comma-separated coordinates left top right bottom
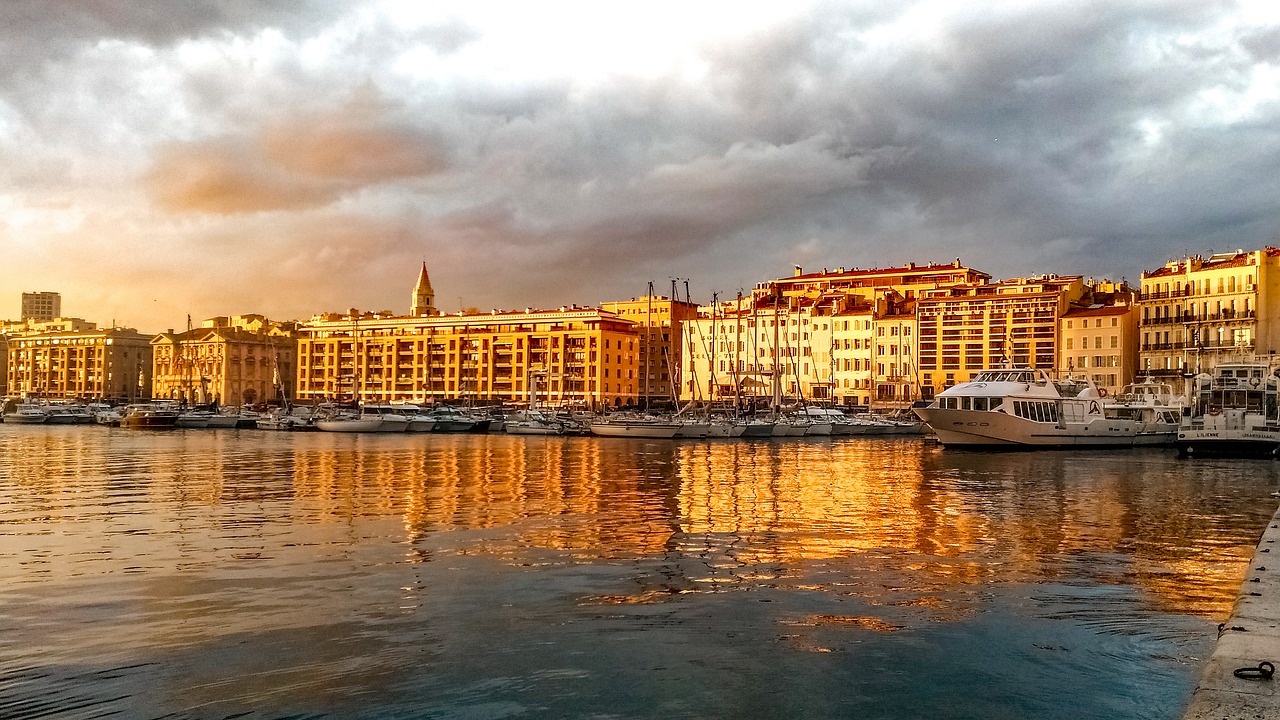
(1183, 501, 1280, 719)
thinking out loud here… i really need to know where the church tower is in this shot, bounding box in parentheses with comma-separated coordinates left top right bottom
(411, 262, 437, 317)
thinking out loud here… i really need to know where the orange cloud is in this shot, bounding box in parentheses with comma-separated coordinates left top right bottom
(262, 121, 446, 182)
(144, 140, 339, 214)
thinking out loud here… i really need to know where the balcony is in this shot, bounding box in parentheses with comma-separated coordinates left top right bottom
(1138, 288, 1192, 301)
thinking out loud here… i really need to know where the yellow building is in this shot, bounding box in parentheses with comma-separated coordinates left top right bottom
(600, 294, 700, 408)
(1058, 304, 1139, 395)
(871, 305, 918, 407)
(680, 290, 886, 408)
(295, 307, 640, 408)
(916, 275, 1085, 397)
(772, 260, 991, 302)
(151, 315, 297, 406)
(6, 321, 153, 400)
(1138, 248, 1280, 391)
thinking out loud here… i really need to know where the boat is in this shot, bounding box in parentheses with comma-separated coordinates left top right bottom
(1177, 363, 1280, 457)
(426, 406, 477, 433)
(175, 409, 213, 428)
(589, 415, 682, 438)
(1103, 377, 1185, 446)
(119, 403, 180, 430)
(913, 367, 1172, 448)
(316, 405, 410, 433)
(3, 402, 48, 424)
(87, 403, 122, 426)
(505, 410, 565, 436)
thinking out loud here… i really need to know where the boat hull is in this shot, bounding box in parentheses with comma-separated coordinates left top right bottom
(916, 407, 1168, 448)
(1177, 428, 1280, 458)
(590, 422, 682, 438)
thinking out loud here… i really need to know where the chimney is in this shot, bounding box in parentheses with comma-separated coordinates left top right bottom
(794, 265, 803, 277)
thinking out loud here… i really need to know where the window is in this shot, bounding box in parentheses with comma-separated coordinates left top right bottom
(1065, 338, 1073, 350)
(1110, 335, 1118, 348)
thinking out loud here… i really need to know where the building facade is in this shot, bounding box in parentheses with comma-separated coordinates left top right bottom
(151, 315, 297, 406)
(295, 307, 641, 408)
(600, 294, 700, 408)
(1138, 249, 1280, 391)
(1058, 303, 1139, 395)
(6, 322, 153, 400)
(20, 291, 61, 322)
(916, 276, 1085, 396)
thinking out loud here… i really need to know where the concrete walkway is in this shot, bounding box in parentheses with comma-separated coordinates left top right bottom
(1182, 501, 1280, 720)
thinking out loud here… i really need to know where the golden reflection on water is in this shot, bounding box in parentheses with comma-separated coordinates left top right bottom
(0, 428, 1274, 622)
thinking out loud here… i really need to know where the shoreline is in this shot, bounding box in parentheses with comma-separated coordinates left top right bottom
(1182, 500, 1280, 719)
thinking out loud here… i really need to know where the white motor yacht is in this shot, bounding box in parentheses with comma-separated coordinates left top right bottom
(914, 368, 1172, 448)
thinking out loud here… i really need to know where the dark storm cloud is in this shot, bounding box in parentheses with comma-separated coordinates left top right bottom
(5, 0, 1280, 327)
(0, 1, 347, 74)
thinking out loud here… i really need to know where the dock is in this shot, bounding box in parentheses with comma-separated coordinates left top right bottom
(1182, 501, 1280, 720)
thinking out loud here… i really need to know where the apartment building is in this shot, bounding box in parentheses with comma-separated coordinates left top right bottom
(1058, 304, 1139, 395)
(20, 291, 61, 322)
(680, 290, 884, 408)
(772, 260, 991, 302)
(6, 321, 153, 400)
(152, 315, 297, 406)
(600, 294, 699, 408)
(295, 307, 640, 408)
(916, 276, 1085, 397)
(1138, 248, 1280, 391)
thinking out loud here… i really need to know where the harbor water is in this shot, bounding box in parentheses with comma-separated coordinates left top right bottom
(2, 426, 1278, 719)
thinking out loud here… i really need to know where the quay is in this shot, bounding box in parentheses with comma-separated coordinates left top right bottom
(1182, 500, 1280, 719)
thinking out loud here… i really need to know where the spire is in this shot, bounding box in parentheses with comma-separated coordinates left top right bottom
(411, 261, 436, 317)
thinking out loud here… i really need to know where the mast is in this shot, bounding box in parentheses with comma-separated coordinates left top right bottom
(644, 282, 653, 412)
(733, 292, 743, 415)
(772, 283, 781, 414)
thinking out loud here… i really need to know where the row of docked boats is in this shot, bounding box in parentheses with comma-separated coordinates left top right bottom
(913, 362, 1280, 457)
(1, 397, 923, 439)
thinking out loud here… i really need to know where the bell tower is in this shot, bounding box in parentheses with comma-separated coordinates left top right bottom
(411, 262, 436, 317)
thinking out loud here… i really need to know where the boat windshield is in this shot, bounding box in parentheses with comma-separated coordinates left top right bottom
(972, 371, 1035, 384)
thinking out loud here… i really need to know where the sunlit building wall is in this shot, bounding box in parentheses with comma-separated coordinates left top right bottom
(1058, 303, 1139, 395)
(1138, 248, 1280, 393)
(600, 295, 700, 408)
(6, 323, 153, 400)
(295, 307, 640, 408)
(916, 276, 1085, 396)
(680, 291, 883, 408)
(152, 315, 297, 405)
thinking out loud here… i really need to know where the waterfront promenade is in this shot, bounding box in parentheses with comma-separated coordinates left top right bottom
(1183, 501, 1280, 719)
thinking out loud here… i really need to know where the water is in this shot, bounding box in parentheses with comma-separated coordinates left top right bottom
(1, 426, 1277, 719)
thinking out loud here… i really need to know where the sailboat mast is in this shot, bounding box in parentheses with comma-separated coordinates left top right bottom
(644, 282, 653, 412)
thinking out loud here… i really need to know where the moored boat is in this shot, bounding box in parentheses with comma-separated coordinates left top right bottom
(1177, 363, 1280, 458)
(913, 367, 1172, 448)
(119, 404, 180, 430)
(589, 415, 682, 438)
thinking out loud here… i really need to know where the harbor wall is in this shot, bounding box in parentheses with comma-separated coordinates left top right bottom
(1181, 501, 1280, 719)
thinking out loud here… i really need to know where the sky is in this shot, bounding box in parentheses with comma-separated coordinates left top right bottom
(2, 0, 1279, 331)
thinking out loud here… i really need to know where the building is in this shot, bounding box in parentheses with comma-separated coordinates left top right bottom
(772, 261, 991, 302)
(295, 306, 640, 408)
(20, 291, 61, 322)
(680, 290, 885, 409)
(1138, 248, 1280, 391)
(6, 321, 153, 400)
(916, 275, 1086, 397)
(410, 262, 438, 317)
(600, 294, 700, 408)
(1058, 304, 1139, 395)
(151, 315, 297, 406)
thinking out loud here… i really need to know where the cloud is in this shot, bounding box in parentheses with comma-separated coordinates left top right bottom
(144, 92, 450, 214)
(5, 0, 1280, 330)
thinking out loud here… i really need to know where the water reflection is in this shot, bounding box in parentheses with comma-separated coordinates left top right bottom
(1, 427, 1278, 719)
